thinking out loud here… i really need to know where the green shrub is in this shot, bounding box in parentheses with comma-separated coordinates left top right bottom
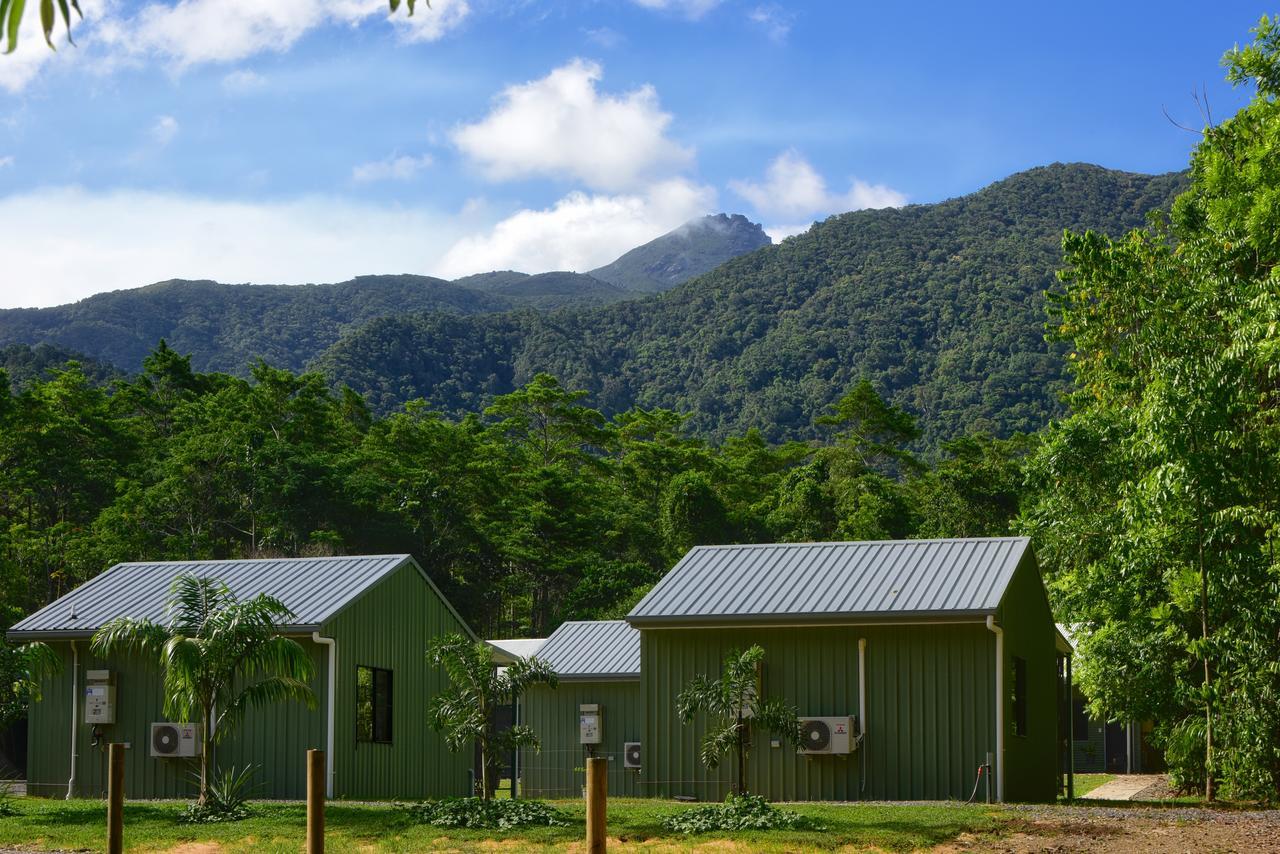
(396, 797, 569, 829)
(661, 792, 823, 834)
(178, 765, 258, 824)
(0, 781, 15, 818)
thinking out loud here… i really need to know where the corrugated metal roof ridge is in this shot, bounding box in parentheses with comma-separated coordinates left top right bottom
(8, 554, 413, 635)
(625, 537, 1031, 623)
(537, 620, 639, 676)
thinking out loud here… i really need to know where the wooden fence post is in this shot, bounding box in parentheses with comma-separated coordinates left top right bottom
(585, 756, 607, 853)
(107, 743, 124, 854)
(307, 749, 325, 854)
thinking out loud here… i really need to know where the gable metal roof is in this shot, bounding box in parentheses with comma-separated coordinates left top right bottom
(626, 537, 1031, 627)
(534, 620, 640, 680)
(6, 554, 468, 639)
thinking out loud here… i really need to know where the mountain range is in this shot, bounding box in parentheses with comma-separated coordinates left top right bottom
(0, 164, 1186, 448)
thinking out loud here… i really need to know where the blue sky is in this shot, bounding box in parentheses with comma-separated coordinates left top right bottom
(0, 0, 1265, 308)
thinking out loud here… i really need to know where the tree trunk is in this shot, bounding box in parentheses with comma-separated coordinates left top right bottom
(1198, 523, 1217, 802)
(735, 717, 746, 795)
(200, 705, 212, 805)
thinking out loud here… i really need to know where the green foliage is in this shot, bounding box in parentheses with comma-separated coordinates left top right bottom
(1022, 17, 1280, 801)
(0, 642, 60, 727)
(395, 797, 569, 829)
(661, 793, 823, 834)
(320, 164, 1186, 447)
(90, 574, 315, 803)
(677, 646, 802, 795)
(177, 766, 259, 824)
(425, 633, 557, 799)
(0, 781, 16, 818)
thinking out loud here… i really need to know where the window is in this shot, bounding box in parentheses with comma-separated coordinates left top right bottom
(1012, 656, 1028, 737)
(357, 666, 393, 743)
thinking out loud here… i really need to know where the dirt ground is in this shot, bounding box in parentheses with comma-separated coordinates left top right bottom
(952, 804, 1280, 853)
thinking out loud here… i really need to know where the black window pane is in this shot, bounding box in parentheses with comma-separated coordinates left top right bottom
(357, 666, 392, 744)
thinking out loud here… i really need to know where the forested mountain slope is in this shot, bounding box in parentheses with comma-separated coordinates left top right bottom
(0, 276, 511, 375)
(317, 164, 1187, 447)
(451, 270, 633, 308)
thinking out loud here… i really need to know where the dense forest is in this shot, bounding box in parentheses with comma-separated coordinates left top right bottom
(0, 213, 767, 378)
(318, 163, 1187, 447)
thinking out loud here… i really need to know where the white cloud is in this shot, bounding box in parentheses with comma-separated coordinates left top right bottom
(98, 0, 468, 69)
(730, 149, 905, 220)
(630, 0, 724, 19)
(351, 153, 434, 183)
(437, 178, 714, 277)
(0, 186, 463, 309)
(221, 68, 266, 93)
(452, 59, 692, 192)
(583, 26, 623, 48)
(150, 115, 179, 146)
(748, 5, 792, 42)
(0, 156, 13, 169)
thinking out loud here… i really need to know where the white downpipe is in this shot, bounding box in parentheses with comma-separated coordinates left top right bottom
(986, 616, 1004, 802)
(858, 637, 868, 794)
(67, 641, 79, 799)
(311, 632, 337, 798)
(857, 638, 867, 740)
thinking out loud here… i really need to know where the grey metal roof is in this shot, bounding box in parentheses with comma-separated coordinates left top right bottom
(534, 620, 640, 680)
(626, 537, 1031, 626)
(6, 554, 460, 639)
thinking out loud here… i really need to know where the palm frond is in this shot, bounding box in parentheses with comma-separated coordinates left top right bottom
(91, 617, 169, 658)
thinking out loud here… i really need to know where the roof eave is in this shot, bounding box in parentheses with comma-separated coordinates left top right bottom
(552, 673, 641, 682)
(625, 609, 997, 628)
(7, 624, 323, 643)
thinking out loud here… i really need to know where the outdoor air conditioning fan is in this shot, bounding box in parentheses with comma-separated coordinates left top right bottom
(623, 741, 641, 769)
(797, 716, 856, 754)
(150, 722, 202, 758)
(800, 718, 831, 752)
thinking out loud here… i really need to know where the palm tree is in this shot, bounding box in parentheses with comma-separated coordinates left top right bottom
(677, 645, 802, 795)
(426, 633, 557, 800)
(91, 574, 315, 804)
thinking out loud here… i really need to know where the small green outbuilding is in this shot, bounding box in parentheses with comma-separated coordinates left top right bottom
(626, 536, 1064, 803)
(519, 620, 643, 798)
(8, 554, 475, 800)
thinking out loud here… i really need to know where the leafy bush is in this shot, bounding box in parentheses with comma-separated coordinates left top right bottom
(396, 797, 568, 829)
(178, 765, 258, 824)
(0, 781, 16, 817)
(661, 793, 822, 834)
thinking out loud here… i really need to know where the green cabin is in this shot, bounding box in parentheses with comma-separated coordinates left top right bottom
(626, 537, 1063, 803)
(518, 620, 643, 798)
(7, 554, 475, 800)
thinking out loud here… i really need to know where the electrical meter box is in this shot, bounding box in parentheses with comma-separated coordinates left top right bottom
(84, 670, 116, 725)
(579, 703, 602, 745)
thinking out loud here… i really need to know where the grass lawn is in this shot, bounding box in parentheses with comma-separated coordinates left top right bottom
(1069, 773, 1116, 798)
(0, 797, 1010, 852)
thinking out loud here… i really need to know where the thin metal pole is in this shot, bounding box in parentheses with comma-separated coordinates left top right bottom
(106, 743, 124, 854)
(307, 749, 325, 854)
(585, 756, 607, 853)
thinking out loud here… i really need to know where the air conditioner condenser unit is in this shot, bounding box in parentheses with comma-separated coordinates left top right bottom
(797, 715, 857, 755)
(151, 722, 203, 758)
(623, 741, 641, 769)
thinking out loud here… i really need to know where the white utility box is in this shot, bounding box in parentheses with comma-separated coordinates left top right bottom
(84, 670, 115, 725)
(579, 703, 602, 745)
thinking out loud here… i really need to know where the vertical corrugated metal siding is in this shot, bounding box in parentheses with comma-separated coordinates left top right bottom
(324, 561, 473, 800)
(519, 681, 644, 798)
(642, 624, 999, 801)
(26, 641, 325, 799)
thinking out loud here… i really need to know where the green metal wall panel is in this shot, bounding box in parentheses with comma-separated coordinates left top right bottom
(641, 624, 1003, 802)
(26, 640, 325, 800)
(520, 680, 644, 798)
(997, 555, 1060, 802)
(323, 560, 473, 800)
